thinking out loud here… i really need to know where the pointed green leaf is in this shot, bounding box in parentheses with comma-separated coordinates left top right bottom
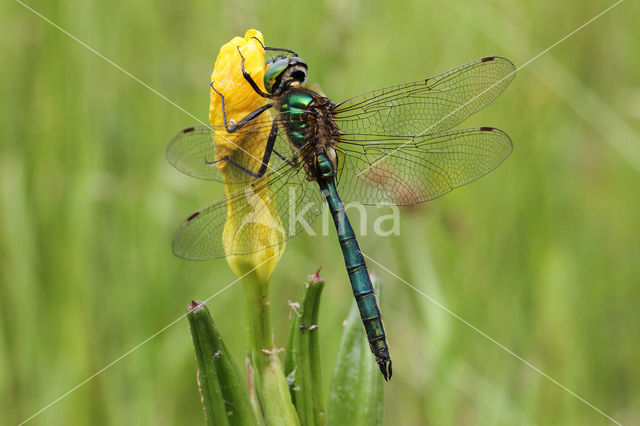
(187, 301, 259, 425)
(328, 273, 384, 426)
(261, 354, 301, 425)
(285, 270, 326, 426)
(245, 353, 266, 426)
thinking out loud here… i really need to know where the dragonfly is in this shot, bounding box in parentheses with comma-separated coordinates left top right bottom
(168, 41, 515, 380)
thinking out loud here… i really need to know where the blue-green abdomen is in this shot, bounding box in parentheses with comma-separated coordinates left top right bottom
(315, 153, 392, 380)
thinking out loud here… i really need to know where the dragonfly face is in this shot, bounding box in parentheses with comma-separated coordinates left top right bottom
(168, 42, 516, 379)
(264, 55, 308, 96)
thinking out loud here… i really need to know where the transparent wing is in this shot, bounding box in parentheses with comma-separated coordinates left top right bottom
(167, 126, 224, 180)
(335, 127, 512, 206)
(167, 113, 294, 183)
(334, 57, 515, 137)
(172, 159, 324, 260)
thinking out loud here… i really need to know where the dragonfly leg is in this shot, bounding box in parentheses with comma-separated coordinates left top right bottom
(272, 149, 296, 167)
(205, 155, 262, 178)
(254, 119, 279, 177)
(205, 119, 279, 179)
(210, 82, 273, 133)
(236, 46, 273, 98)
(250, 36, 298, 57)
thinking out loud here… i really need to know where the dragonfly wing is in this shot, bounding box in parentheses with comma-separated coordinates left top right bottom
(167, 126, 223, 180)
(172, 160, 324, 260)
(167, 117, 294, 183)
(335, 127, 512, 206)
(333, 57, 515, 137)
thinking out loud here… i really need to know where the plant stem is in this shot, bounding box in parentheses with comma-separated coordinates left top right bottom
(242, 270, 274, 374)
(240, 264, 300, 425)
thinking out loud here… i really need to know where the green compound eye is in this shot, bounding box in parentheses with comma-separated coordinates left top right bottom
(263, 56, 308, 94)
(264, 58, 290, 93)
(265, 54, 286, 67)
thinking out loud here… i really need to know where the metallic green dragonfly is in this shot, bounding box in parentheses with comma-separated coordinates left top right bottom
(168, 44, 515, 380)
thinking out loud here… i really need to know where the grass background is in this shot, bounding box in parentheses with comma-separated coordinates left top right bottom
(2, 0, 639, 424)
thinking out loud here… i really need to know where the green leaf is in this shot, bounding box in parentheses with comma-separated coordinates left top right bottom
(245, 353, 266, 426)
(261, 354, 301, 425)
(187, 301, 259, 425)
(327, 273, 384, 426)
(285, 270, 326, 426)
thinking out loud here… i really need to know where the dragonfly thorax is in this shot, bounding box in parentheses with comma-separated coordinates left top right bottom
(277, 87, 340, 180)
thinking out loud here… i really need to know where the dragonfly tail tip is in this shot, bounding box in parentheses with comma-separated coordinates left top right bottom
(378, 359, 392, 381)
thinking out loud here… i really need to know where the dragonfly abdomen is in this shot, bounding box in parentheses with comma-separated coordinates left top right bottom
(315, 153, 392, 380)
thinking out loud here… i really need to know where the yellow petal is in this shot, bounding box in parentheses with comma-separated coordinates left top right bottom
(209, 29, 270, 170)
(209, 29, 285, 279)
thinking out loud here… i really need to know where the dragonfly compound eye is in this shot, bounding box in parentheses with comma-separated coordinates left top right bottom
(264, 57, 308, 94)
(264, 58, 289, 93)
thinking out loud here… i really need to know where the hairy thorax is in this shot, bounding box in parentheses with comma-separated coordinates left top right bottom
(276, 85, 341, 180)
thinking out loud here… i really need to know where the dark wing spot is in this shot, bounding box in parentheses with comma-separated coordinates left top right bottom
(480, 126, 495, 131)
(183, 127, 196, 133)
(481, 56, 495, 62)
(187, 211, 200, 221)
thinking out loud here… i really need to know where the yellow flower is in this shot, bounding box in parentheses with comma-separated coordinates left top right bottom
(210, 29, 284, 281)
(209, 29, 268, 169)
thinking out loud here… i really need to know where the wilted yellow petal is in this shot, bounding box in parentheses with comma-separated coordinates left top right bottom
(209, 29, 284, 279)
(210, 29, 270, 173)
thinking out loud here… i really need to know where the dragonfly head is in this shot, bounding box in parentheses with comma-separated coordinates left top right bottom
(264, 55, 308, 95)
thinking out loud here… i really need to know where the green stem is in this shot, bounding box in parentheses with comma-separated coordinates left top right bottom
(241, 267, 300, 425)
(243, 270, 274, 374)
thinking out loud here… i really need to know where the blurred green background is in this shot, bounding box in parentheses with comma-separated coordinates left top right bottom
(2, 0, 639, 424)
